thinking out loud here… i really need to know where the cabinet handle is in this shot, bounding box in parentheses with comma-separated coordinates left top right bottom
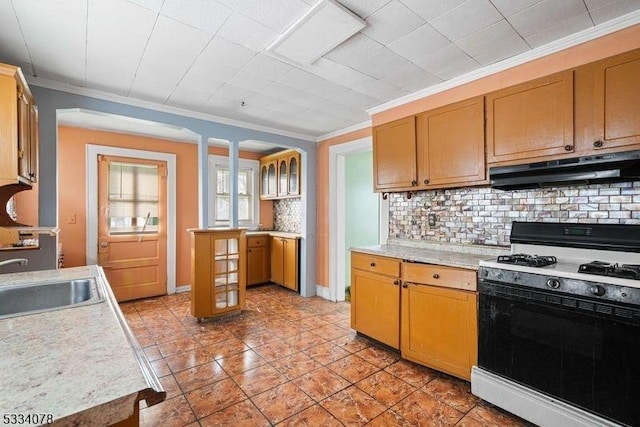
(564, 145, 573, 151)
(593, 140, 604, 148)
(411, 180, 417, 186)
(248, 249, 251, 252)
(393, 279, 399, 285)
(432, 273, 440, 279)
(423, 179, 429, 185)
(402, 283, 408, 288)
(370, 262, 376, 267)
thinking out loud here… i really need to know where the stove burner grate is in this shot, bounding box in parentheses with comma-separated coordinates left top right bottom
(497, 254, 558, 267)
(578, 261, 640, 280)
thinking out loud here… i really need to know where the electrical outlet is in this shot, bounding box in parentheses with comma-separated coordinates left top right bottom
(428, 213, 437, 226)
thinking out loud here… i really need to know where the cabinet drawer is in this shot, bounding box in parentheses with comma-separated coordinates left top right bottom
(402, 263, 476, 291)
(247, 236, 267, 247)
(351, 252, 400, 276)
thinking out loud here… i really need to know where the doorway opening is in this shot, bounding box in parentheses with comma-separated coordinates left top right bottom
(328, 137, 388, 302)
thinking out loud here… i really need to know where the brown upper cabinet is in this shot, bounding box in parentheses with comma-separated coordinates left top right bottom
(486, 70, 574, 165)
(373, 116, 417, 191)
(588, 49, 640, 151)
(260, 149, 301, 200)
(373, 97, 486, 192)
(0, 63, 38, 187)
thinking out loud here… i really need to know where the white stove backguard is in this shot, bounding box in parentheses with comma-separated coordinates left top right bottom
(511, 243, 640, 265)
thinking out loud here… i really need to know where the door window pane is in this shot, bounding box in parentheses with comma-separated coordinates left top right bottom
(108, 162, 159, 233)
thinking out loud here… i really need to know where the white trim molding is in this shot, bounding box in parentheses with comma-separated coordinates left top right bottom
(86, 145, 178, 294)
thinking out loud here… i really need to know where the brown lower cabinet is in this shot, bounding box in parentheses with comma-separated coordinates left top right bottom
(350, 252, 478, 381)
(270, 236, 299, 291)
(247, 236, 270, 286)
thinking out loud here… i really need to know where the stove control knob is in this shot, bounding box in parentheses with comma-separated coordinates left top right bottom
(546, 278, 561, 289)
(590, 285, 606, 297)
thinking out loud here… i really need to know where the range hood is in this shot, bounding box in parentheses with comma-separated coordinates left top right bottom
(490, 150, 640, 190)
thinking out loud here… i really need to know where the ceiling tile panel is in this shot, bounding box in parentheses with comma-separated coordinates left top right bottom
(429, 0, 502, 41)
(415, 44, 480, 80)
(261, 82, 306, 101)
(166, 83, 215, 109)
(303, 79, 351, 100)
(509, 0, 589, 38)
(305, 57, 352, 79)
(215, 0, 309, 32)
(129, 75, 178, 103)
(337, 0, 392, 18)
(490, 0, 544, 17)
(217, 12, 279, 51)
(160, 0, 232, 34)
(249, 94, 301, 114)
(324, 33, 384, 68)
(332, 90, 380, 109)
(0, 0, 31, 64)
(388, 23, 450, 63)
(524, 12, 594, 47)
(180, 62, 238, 90)
(242, 54, 294, 81)
(197, 37, 256, 69)
(213, 83, 259, 103)
(456, 20, 530, 63)
(352, 47, 412, 79)
(361, 0, 425, 44)
(275, 67, 323, 90)
(587, 0, 640, 24)
(400, 0, 467, 20)
(227, 70, 273, 92)
(127, 0, 164, 12)
(381, 62, 442, 91)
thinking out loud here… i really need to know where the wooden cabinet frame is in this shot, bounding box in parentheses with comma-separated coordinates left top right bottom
(260, 149, 301, 200)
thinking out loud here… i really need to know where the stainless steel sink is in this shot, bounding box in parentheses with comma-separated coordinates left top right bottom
(0, 278, 103, 319)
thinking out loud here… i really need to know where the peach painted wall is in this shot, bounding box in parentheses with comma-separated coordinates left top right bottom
(14, 181, 38, 226)
(58, 126, 272, 287)
(315, 24, 640, 288)
(316, 127, 372, 288)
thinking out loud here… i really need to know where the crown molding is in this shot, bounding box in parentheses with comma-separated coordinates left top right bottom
(316, 119, 371, 141)
(367, 10, 640, 116)
(26, 76, 318, 142)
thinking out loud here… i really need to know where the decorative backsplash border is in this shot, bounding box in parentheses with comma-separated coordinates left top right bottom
(389, 182, 640, 247)
(274, 198, 302, 233)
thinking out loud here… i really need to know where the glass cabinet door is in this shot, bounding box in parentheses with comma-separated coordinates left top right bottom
(278, 159, 288, 196)
(213, 237, 240, 309)
(260, 164, 269, 198)
(267, 162, 276, 197)
(288, 156, 298, 195)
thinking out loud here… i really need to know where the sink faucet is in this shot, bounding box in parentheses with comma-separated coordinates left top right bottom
(0, 258, 28, 268)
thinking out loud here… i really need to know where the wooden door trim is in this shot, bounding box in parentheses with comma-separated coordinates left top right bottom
(86, 144, 177, 293)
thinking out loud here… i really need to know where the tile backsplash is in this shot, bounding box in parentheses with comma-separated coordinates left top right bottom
(274, 198, 302, 233)
(389, 182, 640, 247)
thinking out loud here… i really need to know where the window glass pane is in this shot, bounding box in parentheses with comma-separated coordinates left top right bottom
(209, 159, 257, 225)
(217, 169, 229, 194)
(216, 195, 229, 221)
(108, 162, 159, 233)
(238, 195, 251, 221)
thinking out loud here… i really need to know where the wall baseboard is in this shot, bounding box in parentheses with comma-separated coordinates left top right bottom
(315, 285, 332, 301)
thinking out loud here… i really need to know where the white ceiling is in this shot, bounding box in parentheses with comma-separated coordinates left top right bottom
(2, 0, 640, 140)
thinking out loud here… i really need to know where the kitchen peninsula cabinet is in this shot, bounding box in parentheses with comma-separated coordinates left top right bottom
(190, 229, 246, 319)
(0, 63, 38, 187)
(486, 70, 574, 165)
(401, 263, 477, 381)
(260, 149, 301, 200)
(247, 235, 270, 286)
(350, 252, 401, 349)
(270, 236, 299, 291)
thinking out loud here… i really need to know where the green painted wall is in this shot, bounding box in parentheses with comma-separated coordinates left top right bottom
(345, 151, 379, 288)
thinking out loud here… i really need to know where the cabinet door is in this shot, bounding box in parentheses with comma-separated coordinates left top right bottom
(417, 96, 485, 187)
(16, 87, 30, 182)
(28, 104, 37, 182)
(401, 283, 477, 380)
(351, 268, 400, 349)
(487, 70, 574, 164)
(287, 153, 300, 196)
(267, 161, 277, 197)
(247, 246, 269, 285)
(260, 163, 269, 199)
(373, 116, 417, 191)
(278, 159, 288, 197)
(270, 237, 284, 285)
(282, 238, 298, 291)
(591, 50, 640, 150)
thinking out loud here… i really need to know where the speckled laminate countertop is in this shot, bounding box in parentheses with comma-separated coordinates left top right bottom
(0, 265, 165, 425)
(246, 231, 301, 239)
(351, 240, 509, 270)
